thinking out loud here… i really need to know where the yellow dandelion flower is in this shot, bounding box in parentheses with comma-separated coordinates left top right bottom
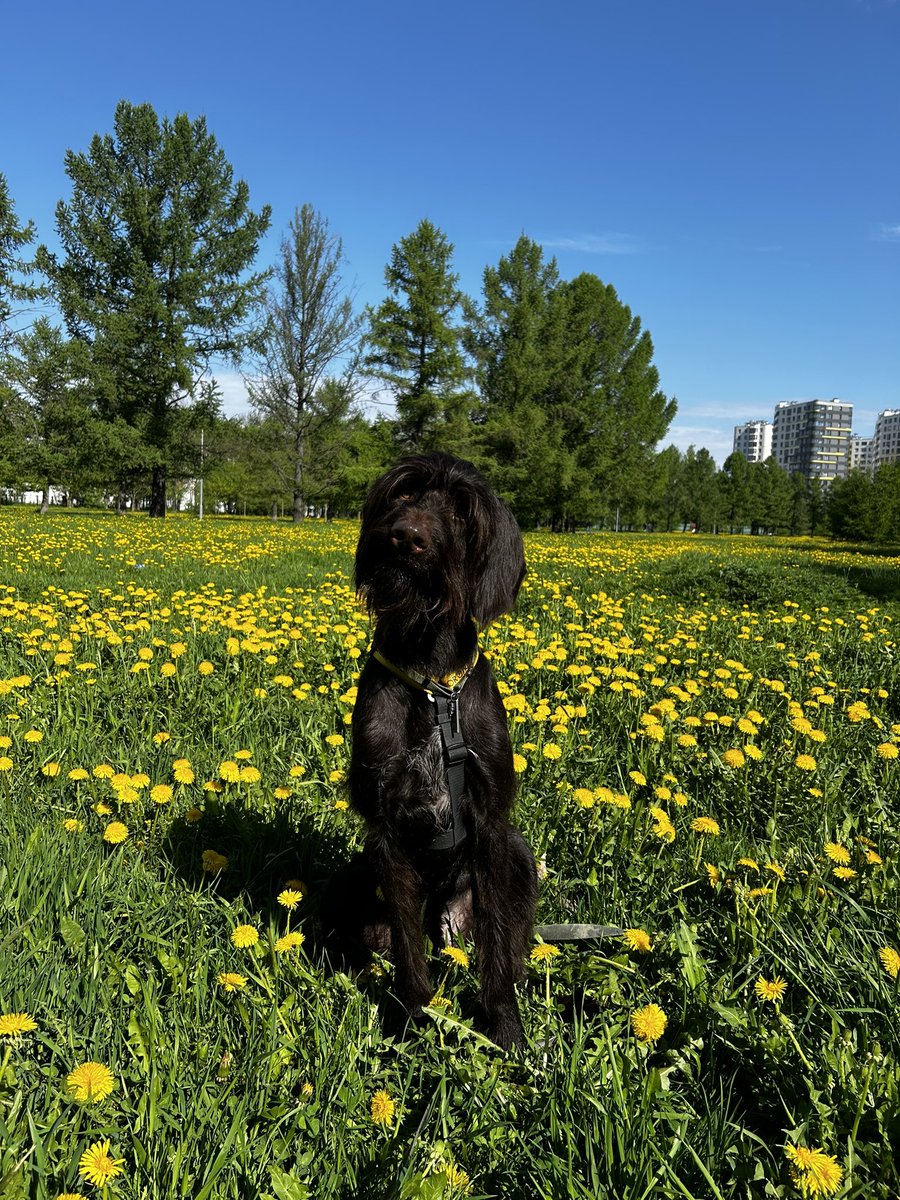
(150, 784, 173, 805)
(823, 842, 850, 865)
(273, 786, 292, 800)
(278, 888, 303, 910)
(722, 748, 746, 769)
(24, 729, 44, 743)
(631, 1003, 667, 1043)
(622, 928, 652, 952)
(218, 760, 241, 783)
(216, 972, 247, 991)
(173, 758, 195, 784)
(441, 946, 469, 968)
(63, 817, 84, 832)
(865, 848, 883, 866)
(629, 770, 647, 786)
(274, 932, 305, 953)
(185, 806, 203, 823)
(93, 764, 114, 779)
(67, 1061, 115, 1103)
(103, 822, 128, 845)
(878, 946, 900, 979)
(0, 756, 13, 773)
(794, 754, 817, 771)
(198, 661, 214, 676)
(201, 849, 228, 873)
(542, 743, 562, 760)
(41, 762, 61, 777)
(691, 816, 720, 836)
(231, 925, 259, 949)
(512, 753, 528, 773)
(754, 976, 787, 1003)
(0, 1012, 37, 1038)
(749, 886, 773, 897)
(78, 1139, 125, 1188)
(832, 866, 857, 881)
(289, 764, 306, 777)
(152, 732, 171, 744)
(437, 1161, 471, 1193)
(784, 1144, 844, 1197)
(238, 765, 261, 783)
(737, 857, 759, 871)
(744, 743, 764, 761)
(428, 995, 452, 1011)
(572, 787, 595, 807)
(530, 942, 561, 962)
(67, 767, 89, 781)
(371, 1089, 395, 1126)
(706, 863, 721, 887)
(876, 742, 898, 760)
(764, 861, 786, 882)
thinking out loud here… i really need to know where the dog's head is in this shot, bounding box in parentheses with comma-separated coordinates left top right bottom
(355, 452, 525, 628)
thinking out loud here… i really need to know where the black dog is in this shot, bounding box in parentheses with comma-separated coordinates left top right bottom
(337, 451, 537, 1049)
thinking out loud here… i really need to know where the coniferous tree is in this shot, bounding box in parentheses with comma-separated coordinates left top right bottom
(1, 319, 96, 508)
(364, 219, 473, 454)
(37, 101, 271, 516)
(0, 175, 42, 351)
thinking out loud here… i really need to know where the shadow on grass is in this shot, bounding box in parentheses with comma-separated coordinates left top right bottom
(818, 561, 900, 603)
(161, 793, 359, 952)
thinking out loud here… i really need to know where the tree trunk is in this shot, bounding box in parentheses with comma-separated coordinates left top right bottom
(149, 466, 167, 518)
(293, 428, 305, 523)
(40, 481, 51, 515)
(271, 500, 278, 519)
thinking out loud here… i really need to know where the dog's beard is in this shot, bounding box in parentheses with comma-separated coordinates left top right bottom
(362, 554, 468, 631)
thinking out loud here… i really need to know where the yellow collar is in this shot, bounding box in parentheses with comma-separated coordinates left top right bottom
(372, 647, 479, 696)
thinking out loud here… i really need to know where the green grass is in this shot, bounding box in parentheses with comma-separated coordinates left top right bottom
(0, 512, 898, 1198)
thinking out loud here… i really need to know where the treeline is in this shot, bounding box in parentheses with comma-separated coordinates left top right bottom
(0, 100, 672, 527)
(1, 100, 896, 542)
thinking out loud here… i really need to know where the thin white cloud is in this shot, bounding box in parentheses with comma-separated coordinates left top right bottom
(873, 223, 900, 242)
(664, 425, 734, 467)
(540, 233, 644, 255)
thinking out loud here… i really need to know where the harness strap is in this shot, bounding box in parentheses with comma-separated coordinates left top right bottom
(371, 647, 477, 851)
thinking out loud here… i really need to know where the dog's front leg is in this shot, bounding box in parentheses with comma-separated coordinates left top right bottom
(370, 835, 433, 1021)
(471, 825, 537, 1050)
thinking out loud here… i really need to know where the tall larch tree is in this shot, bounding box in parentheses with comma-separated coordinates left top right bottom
(37, 101, 271, 516)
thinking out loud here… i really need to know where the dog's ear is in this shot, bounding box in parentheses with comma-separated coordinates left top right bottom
(470, 498, 526, 627)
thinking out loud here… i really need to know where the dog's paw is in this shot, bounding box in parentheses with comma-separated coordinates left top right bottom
(483, 1006, 526, 1052)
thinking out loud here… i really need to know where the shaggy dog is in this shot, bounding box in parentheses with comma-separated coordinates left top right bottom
(330, 451, 537, 1049)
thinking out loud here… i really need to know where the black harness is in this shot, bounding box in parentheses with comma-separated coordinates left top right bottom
(367, 647, 627, 944)
(371, 647, 476, 851)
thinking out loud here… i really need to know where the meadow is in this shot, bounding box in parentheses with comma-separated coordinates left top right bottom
(0, 509, 898, 1200)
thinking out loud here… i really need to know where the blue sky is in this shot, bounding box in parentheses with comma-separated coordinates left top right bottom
(3, 0, 898, 463)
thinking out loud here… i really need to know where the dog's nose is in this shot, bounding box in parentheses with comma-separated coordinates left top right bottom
(390, 519, 428, 553)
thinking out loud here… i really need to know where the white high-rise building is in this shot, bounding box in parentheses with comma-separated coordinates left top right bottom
(847, 435, 874, 474)
(772, 398, 853, 482)
(732, 420, 772, 463)
(873, 409, 900, 468)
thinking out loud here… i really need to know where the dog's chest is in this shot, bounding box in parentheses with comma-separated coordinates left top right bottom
(381, 726, 451, 823)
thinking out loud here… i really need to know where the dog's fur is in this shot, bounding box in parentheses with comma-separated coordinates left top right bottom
(337, 451, 537, 1049)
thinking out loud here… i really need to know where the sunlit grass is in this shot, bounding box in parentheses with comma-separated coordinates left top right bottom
(1, 509, 898, 1198)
